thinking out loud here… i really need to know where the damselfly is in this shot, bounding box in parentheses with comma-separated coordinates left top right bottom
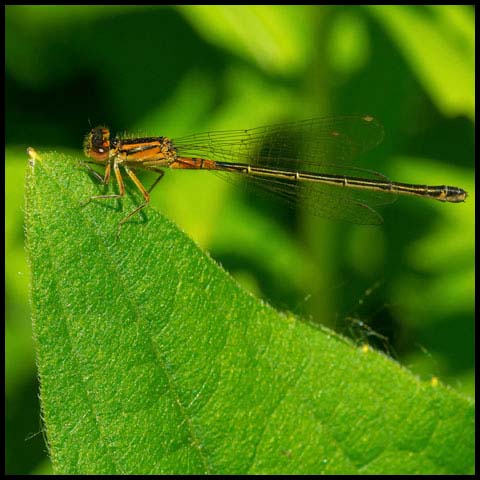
(82, 115, 467, 227)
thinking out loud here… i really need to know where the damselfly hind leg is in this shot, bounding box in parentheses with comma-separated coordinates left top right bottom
(146, 168, 165, 194)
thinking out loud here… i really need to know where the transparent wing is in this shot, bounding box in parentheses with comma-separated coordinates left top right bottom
(173, 115, 396, 225)
(213, 171, 397, 225)
(172, 115, 385, 178)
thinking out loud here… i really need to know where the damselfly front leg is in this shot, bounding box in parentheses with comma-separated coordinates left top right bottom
(80, 161, 105, 184)
(80, 159, 124, 208)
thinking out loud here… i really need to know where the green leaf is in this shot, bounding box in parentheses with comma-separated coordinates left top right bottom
(177, 6, 313, 75)
(368, 5, 474, 119)
(25, 150, 474, 474)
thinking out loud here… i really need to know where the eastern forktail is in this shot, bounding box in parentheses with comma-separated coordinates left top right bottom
(82, 115, 467, 226)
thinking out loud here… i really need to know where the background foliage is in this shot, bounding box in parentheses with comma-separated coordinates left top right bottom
(6, 5, 474, 474)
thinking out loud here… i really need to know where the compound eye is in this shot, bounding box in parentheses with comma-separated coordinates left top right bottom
(84, 127, 110, 161)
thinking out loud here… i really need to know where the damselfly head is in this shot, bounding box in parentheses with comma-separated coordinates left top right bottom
(84, 126, 111, 161)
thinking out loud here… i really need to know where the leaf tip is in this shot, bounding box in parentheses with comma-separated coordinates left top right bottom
(27, 147, 41, 167)
(430, 376, 440, 388)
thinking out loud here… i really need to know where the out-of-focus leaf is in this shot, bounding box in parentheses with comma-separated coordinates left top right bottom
(391, 156, 474, 270)
(5, 149, 35, 390)
(327, 11, 371, 76)
(178, 6, 314, 75)
(368, 5, 474, 119)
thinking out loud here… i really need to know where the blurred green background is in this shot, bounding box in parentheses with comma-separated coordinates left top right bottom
(6, 5, 474, 474)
